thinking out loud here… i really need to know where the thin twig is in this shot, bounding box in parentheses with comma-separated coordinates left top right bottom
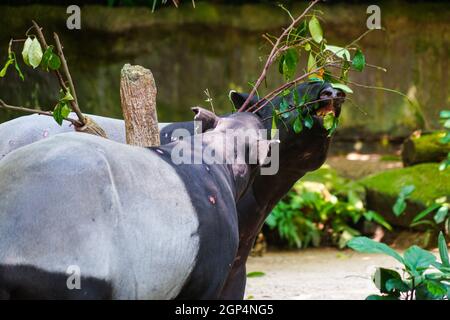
(261, 97, 336, 121)
(31, 20, 85, 125)
(53, 32, 84, 124)
(0, 99, 81, 126)
(238, 0, 320, 112)
(249, 62, 336, 114)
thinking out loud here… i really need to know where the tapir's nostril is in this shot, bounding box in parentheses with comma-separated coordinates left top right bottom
(337, 91, 346, 98)
(321, 90, 333, 97)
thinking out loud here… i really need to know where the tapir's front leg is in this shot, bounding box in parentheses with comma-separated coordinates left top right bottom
(218, 241, 254, 299)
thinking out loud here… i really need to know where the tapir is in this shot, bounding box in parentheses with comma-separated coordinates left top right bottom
(0, 108, 278, 299)
(0, 81, 345, 299)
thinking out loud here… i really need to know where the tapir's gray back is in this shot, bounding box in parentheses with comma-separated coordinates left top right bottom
(0, 114, 169, 161)
(0, 132, 199, 299)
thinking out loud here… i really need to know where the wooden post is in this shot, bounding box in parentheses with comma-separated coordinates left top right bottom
(120, 64, 160, 147)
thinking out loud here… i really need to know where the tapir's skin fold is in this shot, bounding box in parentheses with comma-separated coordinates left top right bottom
(0, 81, 345, 299)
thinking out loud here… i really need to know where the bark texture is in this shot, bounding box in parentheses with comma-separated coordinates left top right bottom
(120, 64, 160, 147)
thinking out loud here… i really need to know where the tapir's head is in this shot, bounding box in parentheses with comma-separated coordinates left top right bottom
(230, 81, 346, 173)
(192, 107, 279, 198)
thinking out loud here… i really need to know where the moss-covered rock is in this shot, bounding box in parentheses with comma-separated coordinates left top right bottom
(402, 131, 450, 166)
(359, 163, 450, 227)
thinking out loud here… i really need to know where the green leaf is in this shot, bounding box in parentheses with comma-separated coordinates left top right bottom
(282, 48, 298, 80)
(323, 112, 335, 131)
(386, 278, 410, 293)
(340, 60, 351, 83)
(403, 245, 436, 274)
(425, 280, 447, 298)
(434, 206, 448, 224)
(293, 116, 303, 134)
(352, 49, 366, 72)
(247, 271, 265, 278)
(412, 203, 441, 223)
(347, 237, 404, 263)
(399, 185, 415, 197)
(21, 37, 32, 66)
(41, 46, 61, 71)
(366, 294, 398, 300)
(295, 20, 308, 38)
(373, 268, 402, 294)
(443, 119, 450, 129)
(279, 98, 290, 113)
(440, 110, 450, 119)
(271, 111, 278, 139)
(410, 219, 436, 229)
(393, 198, 407, 217)
(293, 88, 300, 106)
(28, 37, 43, 69)
(308, 15, 323, 43)
(325, 45, 351, 61)
(53, 102, 71, 126)
(438, 232, 449, 266)
(365, 211, 393, 231)
(11, 52, 24, 81)
(330, 83, 353, 94)
(0, 56, 14, 77)
(304, 113, 314, 129)
(61, 89, 74, 102)
(307, 52, 317, 73)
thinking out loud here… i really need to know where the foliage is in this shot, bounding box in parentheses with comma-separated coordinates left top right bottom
(410, 196, 450, 236)
(0, 22, 84, 128)
(392, 185, 415, 217)
(246, 271, 265, 278)
(348, 233, 450, 300)
(439, 110, 450, 171)
(237, 0, 390, 138)
(266, 166, 391, 249)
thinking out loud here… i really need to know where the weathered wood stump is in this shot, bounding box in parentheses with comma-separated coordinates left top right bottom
(120, 64, 160, 147)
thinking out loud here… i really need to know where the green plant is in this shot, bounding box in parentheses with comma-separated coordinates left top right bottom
(348, 233, 450, 300)
(236, 1, 408, 136)
(411, 197, 450, 235)
(392, 185, 415, 217)
(390, 183, 449, 236)
(439, 110, 450, 171)
(0, 22, 107, 136)
(266, 172, 391, 249)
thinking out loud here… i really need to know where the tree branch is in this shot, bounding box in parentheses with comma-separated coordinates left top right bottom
(237, 0, 320, 112)
(0, 99, 81, 126)
(31, 20, 85, 126)
(53, 32, 85, 124)
(249, 62, 336, 114)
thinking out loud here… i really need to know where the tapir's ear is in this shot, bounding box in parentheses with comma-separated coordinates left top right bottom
(192, 107, 219, 133)
(229, 91, 260, 110)
(257, 139, 280, 166)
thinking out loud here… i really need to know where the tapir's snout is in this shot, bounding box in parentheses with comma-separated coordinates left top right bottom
(315, 87, 346, 118)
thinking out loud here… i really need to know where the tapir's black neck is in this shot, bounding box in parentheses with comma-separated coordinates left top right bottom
(237, 130, 331, 244)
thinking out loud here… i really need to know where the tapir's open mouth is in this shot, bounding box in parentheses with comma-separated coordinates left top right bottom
(315, 102, 336, 118)
(312, 88, 346, 121)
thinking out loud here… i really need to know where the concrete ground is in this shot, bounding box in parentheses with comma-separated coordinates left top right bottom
(244, 248, 404, 300)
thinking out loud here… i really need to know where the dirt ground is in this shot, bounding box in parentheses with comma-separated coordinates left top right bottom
(244, 248, 404, 300)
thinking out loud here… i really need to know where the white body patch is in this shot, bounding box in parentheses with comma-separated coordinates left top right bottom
(0, 113, 169, 161)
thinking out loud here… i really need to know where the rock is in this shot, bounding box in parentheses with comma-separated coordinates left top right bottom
(401, 131, 450, 166)
(359, 163, 450, 228)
